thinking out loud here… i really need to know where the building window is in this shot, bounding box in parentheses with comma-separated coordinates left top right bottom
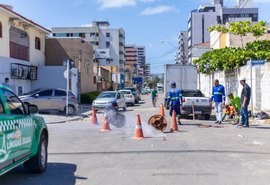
(35, 37, 41, 50)
(9, 27, 29, 61)
(0, 22, 2, 38)
(79, 33, 85, 38)
(106, 41, 110, 48)
(106, 33, 110, 37)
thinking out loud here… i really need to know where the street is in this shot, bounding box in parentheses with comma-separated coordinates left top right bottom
(1, 93, 270, 185)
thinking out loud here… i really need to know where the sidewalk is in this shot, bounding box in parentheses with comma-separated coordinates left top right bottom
(39, 104, 92, 124)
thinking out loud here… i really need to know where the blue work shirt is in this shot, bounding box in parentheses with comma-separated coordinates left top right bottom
(212, 84, 225, 103)
(166, 88, 182, 106)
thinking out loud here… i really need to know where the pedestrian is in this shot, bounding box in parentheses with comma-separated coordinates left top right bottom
(166, 82, 182, 124)
(211, 79, 225, 124)
(151, 86, 158, 107)
(2, 77, 10, 88)
(239, 76, 251, 127)
(228, 93, 241, 125)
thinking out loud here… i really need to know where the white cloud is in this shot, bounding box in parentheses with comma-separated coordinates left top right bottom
(97, 0, 137, 9)
(254, 0, 270, 2)
(140, 5, 178, 15)
(139, 0, 156, 2)
(81, 24, 93, 27)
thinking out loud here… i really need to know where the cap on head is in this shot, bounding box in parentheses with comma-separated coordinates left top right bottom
(239, 76, 246, 81)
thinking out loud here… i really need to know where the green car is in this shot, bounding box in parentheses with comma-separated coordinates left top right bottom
(0, 85, 48, 176)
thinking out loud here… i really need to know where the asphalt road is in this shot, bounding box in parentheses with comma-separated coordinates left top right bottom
(1, 93, 270, 185)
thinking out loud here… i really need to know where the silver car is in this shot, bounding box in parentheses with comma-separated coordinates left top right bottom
(19, 88, 78, 115)
(92, 91, 126, 111)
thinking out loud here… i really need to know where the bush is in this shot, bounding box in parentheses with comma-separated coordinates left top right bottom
(81, 91, 100, 104)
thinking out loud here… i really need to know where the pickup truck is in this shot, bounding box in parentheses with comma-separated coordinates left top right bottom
(0, 85, 48, 176)
(181, 89, 212, 120)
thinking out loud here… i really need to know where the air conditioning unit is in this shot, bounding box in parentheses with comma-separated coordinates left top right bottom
(16, 68, 23, 77)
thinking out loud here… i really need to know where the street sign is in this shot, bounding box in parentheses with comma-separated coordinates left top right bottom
(247, 60, 265, 66)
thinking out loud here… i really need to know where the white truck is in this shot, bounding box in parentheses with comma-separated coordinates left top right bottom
(164, 64, 212, 120)
(164, 64, 197, 96)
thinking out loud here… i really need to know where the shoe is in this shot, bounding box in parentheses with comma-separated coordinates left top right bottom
(214, 121, 219, 124)
(178, 120, 182, 125)
(243, 125, 249, 128)
(218, 121, 222, 124)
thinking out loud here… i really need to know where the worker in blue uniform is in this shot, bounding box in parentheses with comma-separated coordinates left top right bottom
(166, 82, 182, 124)
(211, 79, 226, 124)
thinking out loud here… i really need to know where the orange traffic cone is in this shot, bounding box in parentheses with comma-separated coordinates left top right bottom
(100, 116, 111, 132)
(91, 108, 98, 125)
(133, 115, 144, 140)
(170, 110, 179, 132)
(160, 103, 165, 117)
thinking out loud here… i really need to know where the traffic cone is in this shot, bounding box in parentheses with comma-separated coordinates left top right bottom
(160, 103, 165, 117)
(100, 116, 110, 132)
(133, 115, 144, 140)
(170, 110, 179, 132)
(91, 108, 98, 125)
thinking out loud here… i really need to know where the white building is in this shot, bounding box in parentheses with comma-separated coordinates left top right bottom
(0, 4, 50, 94)
(51, 21, 126, 89)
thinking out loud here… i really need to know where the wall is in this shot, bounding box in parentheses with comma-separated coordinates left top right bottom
(0, 11, 10, 56)
(31, 66, 79, 98)
(0, 56, 31, 94)
(198, 62, 270, 112)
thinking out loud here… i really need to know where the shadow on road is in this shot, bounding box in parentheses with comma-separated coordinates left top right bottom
(0, 163, 83, 185)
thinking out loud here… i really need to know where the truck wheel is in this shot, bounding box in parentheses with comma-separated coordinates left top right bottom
(123, 104, 127, 111)
(204, 114, 210, 120)
(29, 133, 48, 173)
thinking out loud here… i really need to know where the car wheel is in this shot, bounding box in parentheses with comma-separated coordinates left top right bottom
(135, 99, 139, 104)
(28, 133, 48, 173)
(65, 105, 75, 115)
(123, 104, 127, 111)
(204, 114, 211, 120)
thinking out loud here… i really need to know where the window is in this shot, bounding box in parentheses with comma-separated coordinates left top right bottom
(55, 90, 66, 96)
(3, 89, 25, 115)
(79, 33, 85, 38)
(106, 33, 110, 37)
(0, 22, 2, 38)
(0, 99, 5, 114)
(35, 37, 41, 50)
(117, 93, 121, 99)
(106, 41, 110, 48)
(37, 90, 53, 97)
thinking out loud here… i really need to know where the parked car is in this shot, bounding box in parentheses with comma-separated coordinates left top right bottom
(19, 88, 78, 115)
(123, 87, 140, 103)
(92, 91, 126, 111)
(119, 90, 135, 106)
(141, 89, 149, 95)
(0, 85, 48, 176)
(181, 89, 212, 120)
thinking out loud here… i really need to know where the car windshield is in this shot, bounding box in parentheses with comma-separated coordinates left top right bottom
(22, 88, 42, 95)
(123, 88, 136, 92)
(120, 91, 130, 95)
(98, 92, 116, 98)
(182, 90, 203, 97)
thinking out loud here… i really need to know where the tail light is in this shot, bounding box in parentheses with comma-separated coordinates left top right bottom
(70, 96, 76, 100)
(182, 98, 185, 103)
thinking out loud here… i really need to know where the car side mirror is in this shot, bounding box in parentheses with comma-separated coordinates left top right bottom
(28, 104, 39, 114)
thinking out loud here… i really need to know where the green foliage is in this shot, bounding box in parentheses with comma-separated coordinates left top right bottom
(81, 91, 100, 104)
(250, 21, 267, 39)
(193, 40, 270, 74)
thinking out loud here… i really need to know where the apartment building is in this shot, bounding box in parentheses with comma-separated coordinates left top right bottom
(0, 4, 50, 94)
(177, 31, 188, 65)
(51, 21, 126, 90)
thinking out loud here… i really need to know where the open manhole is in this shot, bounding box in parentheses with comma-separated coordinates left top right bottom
(148, 114, 167, 132)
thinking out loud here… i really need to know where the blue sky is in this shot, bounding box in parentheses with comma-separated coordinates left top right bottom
(1, 0, 270, 73)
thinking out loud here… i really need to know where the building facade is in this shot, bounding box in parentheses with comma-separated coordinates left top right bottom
(51, 21, 125, 90)
(0, 4, 50, 94)
(178, 31, 188, 65)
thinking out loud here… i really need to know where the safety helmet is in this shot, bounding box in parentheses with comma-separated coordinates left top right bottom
(171, 82, 176, 88)
(239, 76, 246, 81)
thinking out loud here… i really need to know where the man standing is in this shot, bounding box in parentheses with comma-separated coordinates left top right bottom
(151, 87, 158, 107)
(2, 78, 10, 88)
(239, 77, 251, 127)
(228, 93, 241, 124)
(166, 82, 182, 124)
(211, 79, 225, 124)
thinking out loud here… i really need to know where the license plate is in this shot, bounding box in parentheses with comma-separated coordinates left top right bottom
(194, 111, 202, 114)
